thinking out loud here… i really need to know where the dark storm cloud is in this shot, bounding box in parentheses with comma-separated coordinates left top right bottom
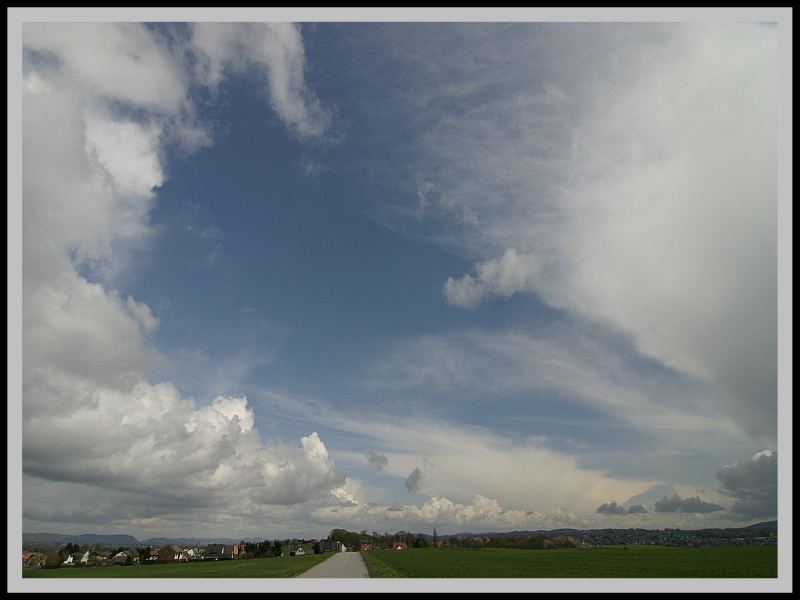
(596, 501, 627, 515)
(654, 494, 723, 513)
(405, 466, 423, 493)
(716, 450, 777, 518)
(365, 450, 389, 471)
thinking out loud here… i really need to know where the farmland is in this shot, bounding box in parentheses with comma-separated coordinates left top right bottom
(22, 554, 333, 578)
(361, 546, 778, 578)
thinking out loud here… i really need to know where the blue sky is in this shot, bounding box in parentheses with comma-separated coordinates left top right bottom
(19, 20, 780, 539)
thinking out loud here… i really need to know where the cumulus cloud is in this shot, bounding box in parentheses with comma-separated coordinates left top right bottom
(405, 466, 424, 493)
(190, 23, 330, 140)
(365, 451, 389, 471)
(596, 501, 627, 515)
(23, 23, 188, 114)
(716, 450, 777, 518)
(654, 494, 724, 513)
(21, 22, 342, 535)
(627, 504, 648, 514)
(443, 249, 540, 308)
(24, 383, 343, 505)
(312, 491, 582, 532)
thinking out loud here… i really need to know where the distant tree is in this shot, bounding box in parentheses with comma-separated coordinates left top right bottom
(44, 548, 62, 566)
(313, 542, 321, 555)
(271, 540, 282, 557)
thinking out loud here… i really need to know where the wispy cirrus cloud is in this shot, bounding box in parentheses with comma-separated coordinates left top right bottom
(364, 326, 735, 438)
(349, 23, 778, 444)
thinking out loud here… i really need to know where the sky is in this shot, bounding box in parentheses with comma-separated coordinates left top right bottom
(18, 19, 783, 541)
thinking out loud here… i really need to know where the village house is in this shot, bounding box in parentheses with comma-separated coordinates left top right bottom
(293, 547, 305, 556)
(80, 550, 111, 565)
(318, 539, 345, 553)
(204, 544, 238, 560)
(23, 551, 47, 568)
(184, 547, 202, 560)
(392, 541, 408, 550)
(359, 542, 373, 551)
(112, 548, 140, 565)
(159, 545, 188, 562)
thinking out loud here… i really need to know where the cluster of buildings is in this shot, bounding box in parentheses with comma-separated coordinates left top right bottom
(359, 540, 410, 551)
(577, 528, 778, 548)
(22, 548, 146, 568)
(22, 541, 312, 569)
(309, 539, 346, 553)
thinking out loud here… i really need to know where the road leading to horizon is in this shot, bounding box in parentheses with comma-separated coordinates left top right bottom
(296, 552, 370, 578)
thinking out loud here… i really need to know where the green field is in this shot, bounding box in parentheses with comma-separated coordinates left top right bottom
(22, 554, 333, 578)
(361, 546, 778, 578)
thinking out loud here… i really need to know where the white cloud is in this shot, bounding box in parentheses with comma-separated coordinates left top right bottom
(84, 114, 164, 197)
(373, 24, 777, 442)
(21, 23, 344, 536)
(190, 23, 330, 140)
(24, 380, 342, 504)
(126, 295, 159, 334)
(443, 249, 541, 308)
(312, 493, 550, 531)
(23, 23, 188, 114)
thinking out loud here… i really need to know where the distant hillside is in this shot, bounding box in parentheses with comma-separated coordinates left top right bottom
(23, 533, 139, 547)
(24, 521, 776, 549)
(140, 537, 245, 547)
(445, 529, 581, 539)
(436, 523, 776, 539)
(23, 532, 258, 549)
(743, 520, 778, 530)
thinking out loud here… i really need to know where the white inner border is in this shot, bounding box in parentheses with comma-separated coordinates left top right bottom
(7, 6, 793, 594)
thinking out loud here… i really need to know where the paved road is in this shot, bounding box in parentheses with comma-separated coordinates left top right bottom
(296, 552, 370, 578)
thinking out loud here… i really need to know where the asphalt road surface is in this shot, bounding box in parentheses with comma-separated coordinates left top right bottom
(296, 552, 370, 578)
